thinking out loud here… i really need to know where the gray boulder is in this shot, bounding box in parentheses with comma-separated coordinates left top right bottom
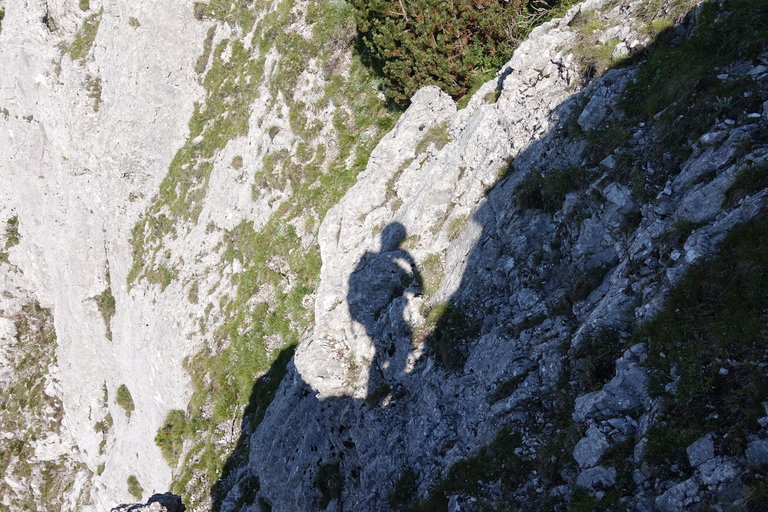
(573, 425, 610, 468)
(686, 433, 715, 468)
(576, 465, 617, 490)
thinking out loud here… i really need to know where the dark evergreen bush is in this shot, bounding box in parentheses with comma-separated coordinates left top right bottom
(350, 0, 572, 106)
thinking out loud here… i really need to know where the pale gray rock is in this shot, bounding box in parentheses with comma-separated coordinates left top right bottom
(697, 457, 740, 487)
(2, 0, 765, 509)
(576, 466, 617, 490)
(573, 425, 610, 468)
(687, 433, 715, 468)
(600, 154, 618, 169)
(574, 345, 649, 421)
(656, 479, 700, 512)
(603, 182, 635, 213)
(576, 68, 635, 131)
(699, 131, 727, 146)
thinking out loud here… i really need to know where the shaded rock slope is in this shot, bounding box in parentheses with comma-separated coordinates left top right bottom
(1, 0, 767, 511)
(216, 1, 768, 511)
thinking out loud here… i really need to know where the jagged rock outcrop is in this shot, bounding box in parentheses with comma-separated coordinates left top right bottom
(216, 0, 768, 510)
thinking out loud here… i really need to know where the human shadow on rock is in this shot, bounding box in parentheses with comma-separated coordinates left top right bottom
(347, 222, 422, 406)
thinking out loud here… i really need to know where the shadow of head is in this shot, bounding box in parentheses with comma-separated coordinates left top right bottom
(380, 221, 407, 252)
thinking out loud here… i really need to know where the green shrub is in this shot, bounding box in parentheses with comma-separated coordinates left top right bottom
(515, 167, 590, 213)
(84, 75, 102, 112)
(411, 429, 525, 510)
(447, 214, 469, 241)
(351, 0, 574, 106)
(79, 0, 90, 11)
(389, 467, 419, 510)
(116, 384, 135, 417)
(94, 283, 115, 341)
(155, 409, 187, 465)
(423, 302, 480, 371)
(415, 121, 451, 154)
(68, 9, 102, 62)
(5, 216, 19, 248)
(725, 161, 768, 207)
(573, 328, 622, 392)
(127, 475, 143, 500)
(420, 253, 444, 296)
(640, 217, 768, 468)
(195, 26, 216, 75)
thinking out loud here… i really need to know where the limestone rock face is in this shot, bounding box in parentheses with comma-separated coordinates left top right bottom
(0, 0, 205, 508)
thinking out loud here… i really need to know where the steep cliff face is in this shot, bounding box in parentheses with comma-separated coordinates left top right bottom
(1, 0, 767, 511)
(217, 0, 768, 510)
(1, 0, 205, 508)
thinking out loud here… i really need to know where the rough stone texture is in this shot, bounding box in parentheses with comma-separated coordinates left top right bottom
(687, 433, 715, 468)
(576, 466, 617, 491)
(573, 345, 649, 422)
(573, 425, 610, 469)
(217, 1, 768, 511)
(746, 437, 768, 467)
(656, 479, 701, 512)
(0, 0, 206, 508)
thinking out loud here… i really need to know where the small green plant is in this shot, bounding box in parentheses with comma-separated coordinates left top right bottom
(314, 462, 342, 508)
(446, 214, 469, 241)
(584, 122, 630, 163)
(420, 253, 444, 296)
(489, 370, 532, 402)
(483, 88, 502, 104)
(187, 281, 199, 304)
(411, 429, 525, 510)
(79, 0, 90, 11)
(725, 161, 768, 207)
(515, 167, 590, 213)
(195, 26, 216, 75)
(415, 121, 451, 155)
(68, 9, 103, 62)
(566, 264, 610, 304)
(116, 384, 135, 417)
(128, 17, 141, 28)
(5, 216, 20, 248)
(573, 328, 622, 392)
(94, 270, 116, 340)
(422, 302, 479, 371)
(155, 409, 187, 465)
(231, 155, 244, 170)
(639, 217, 768, 473)
(84, 75, 102, 112)
(127, 475, 143, 500)
(388, 467, 419, 510)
